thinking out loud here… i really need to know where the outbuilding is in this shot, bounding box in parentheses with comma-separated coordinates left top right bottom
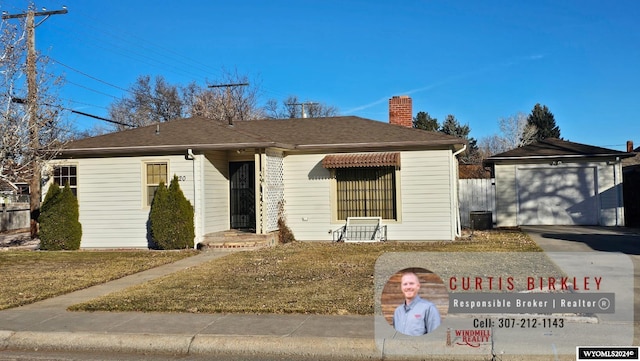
(485, 139, 635, 227)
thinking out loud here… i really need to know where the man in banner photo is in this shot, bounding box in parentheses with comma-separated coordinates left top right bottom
(393, 272, 441, 336)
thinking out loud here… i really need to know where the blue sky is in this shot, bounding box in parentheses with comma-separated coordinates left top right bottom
(3, 0, 639, 150)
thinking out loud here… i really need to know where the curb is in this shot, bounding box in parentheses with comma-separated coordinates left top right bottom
(1, 331, 382, 360)
(190, 335, 380, 359)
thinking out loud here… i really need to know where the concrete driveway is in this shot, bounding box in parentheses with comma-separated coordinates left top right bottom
(522, 225, 640, 254)
(522, 225, 640, 344)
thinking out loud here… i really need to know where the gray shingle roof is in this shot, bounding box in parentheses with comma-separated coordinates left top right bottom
(59, 116, 465, 157)
(486, 138, 635, 162)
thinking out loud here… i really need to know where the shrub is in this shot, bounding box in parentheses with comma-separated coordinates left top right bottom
(39, 183, 82, 250)
(149, 175, 195, 249)
(277, 200, 295, 244)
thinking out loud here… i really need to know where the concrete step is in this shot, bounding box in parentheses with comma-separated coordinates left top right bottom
(197, 231, 277, 251)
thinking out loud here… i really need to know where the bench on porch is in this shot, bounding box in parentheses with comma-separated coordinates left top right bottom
(332, 216, 387, 242)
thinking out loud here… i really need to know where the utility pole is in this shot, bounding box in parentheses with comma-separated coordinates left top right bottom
(2, 6, 68, 239)
(208, 83, 248, 125)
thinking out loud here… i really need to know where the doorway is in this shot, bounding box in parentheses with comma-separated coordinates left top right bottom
(229, 161, 256, 231)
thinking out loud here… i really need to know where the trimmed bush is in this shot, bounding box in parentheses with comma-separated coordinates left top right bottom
(39, 183, 82, 250)
(149, 175, 195, 249)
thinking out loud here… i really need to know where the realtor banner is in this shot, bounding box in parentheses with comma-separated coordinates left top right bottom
(374, 252, 633, 358)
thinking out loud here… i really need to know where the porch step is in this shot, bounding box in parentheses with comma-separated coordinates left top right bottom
(197, 230, 277, 251)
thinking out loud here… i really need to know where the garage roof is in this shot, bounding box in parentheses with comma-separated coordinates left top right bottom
(485, 138, 636, 162)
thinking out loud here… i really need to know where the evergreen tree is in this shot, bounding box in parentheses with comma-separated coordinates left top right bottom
(527, 103, 561, 141)
(39, 183, 82, 250)
(168, 175, 195, 248)
(149, 176, 194, 249)
(413, 111, 439, 131)
(440, 115, 481, 164)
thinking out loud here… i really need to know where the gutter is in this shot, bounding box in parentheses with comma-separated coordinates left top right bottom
(487, 153, 636, 162)
(56, 142, 284, 157)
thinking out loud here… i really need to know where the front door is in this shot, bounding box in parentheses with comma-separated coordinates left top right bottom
(229, 161, 256, 230)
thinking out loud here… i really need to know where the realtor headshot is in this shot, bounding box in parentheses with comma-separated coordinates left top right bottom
(381, 267, 448, 336)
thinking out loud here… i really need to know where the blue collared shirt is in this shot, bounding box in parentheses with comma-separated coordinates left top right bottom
(393, 295, 441, 336)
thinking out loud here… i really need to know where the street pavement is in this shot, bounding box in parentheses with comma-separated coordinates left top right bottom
(1, 226, 639, 360)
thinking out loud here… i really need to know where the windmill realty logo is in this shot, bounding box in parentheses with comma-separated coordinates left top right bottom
(447, 328, 491, 348)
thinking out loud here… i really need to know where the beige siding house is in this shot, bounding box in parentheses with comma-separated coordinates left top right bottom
(486, 139, 635, 227)
(47, 97, 466, 248)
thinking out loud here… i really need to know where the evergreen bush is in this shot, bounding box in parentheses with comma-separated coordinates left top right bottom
(39, 183, 82, 250)
(149, 175, 195, 249)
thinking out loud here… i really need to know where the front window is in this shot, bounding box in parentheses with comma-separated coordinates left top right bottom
(146, 162, 168, 206)
(53, 165, 77, 196)
(336, 166, 397, 220)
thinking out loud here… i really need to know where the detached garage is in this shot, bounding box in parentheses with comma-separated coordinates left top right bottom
(486, 139, 635, 227)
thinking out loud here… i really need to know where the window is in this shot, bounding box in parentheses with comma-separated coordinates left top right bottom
(53, 165, 77, 196)
(146, 162, 168, 206)
(335, 166, 397, 220)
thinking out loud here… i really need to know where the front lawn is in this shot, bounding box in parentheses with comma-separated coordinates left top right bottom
(70, 229, 541, 314)
(0, 250, 197, 310)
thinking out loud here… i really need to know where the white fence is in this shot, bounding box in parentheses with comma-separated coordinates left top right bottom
(459, 178, 496, 228)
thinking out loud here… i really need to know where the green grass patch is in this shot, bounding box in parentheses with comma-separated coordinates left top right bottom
(70, 229, 540, 315)
(0, 250, 197, 310)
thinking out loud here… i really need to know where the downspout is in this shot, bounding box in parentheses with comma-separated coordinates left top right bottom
(451, 144, 467, 238)
(187, 149, 197, 248)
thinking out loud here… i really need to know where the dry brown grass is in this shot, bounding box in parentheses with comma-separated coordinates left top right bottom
(70, 229, 540, 314)
(0, 250, 197, 310)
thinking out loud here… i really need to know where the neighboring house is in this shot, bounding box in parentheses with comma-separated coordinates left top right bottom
(485, 139, 635, 227)
(46, 96, 467, 248)
(622, 140, 640, 227)
(1, 178, 30, 231)
(0, 179, 18, 204)
(0, 178, 29, 204)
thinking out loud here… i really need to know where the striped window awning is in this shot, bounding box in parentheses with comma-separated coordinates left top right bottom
(321, 152, 400, 169)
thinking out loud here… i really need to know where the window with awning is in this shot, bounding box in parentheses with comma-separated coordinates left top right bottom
(323, 153, 399, 221)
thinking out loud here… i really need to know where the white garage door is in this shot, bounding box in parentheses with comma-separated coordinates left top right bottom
(516, 167, 598, 225)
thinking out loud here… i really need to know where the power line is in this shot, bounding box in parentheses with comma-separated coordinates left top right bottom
(64, 79, 120, 99)
(11, 96, 133, 128)
(52, 58, 131, 93)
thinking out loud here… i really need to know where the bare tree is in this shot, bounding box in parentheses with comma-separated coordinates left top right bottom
(264, 95, 339, 119)
(478, 112, 537, 157)
(109, 75, 184, 130)
(192, 68, 264, 124)
(1, 17, 68, 234)
(109, 69, 263, 129)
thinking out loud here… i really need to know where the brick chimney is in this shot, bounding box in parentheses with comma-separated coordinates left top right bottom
(627, 140, 634, 153)
(389, 95, 412, 127)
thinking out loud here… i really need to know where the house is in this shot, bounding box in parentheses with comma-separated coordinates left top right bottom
(485, 138, 635, 227)
(622, 140, 640, 227)
(46, 96, 467, 248)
